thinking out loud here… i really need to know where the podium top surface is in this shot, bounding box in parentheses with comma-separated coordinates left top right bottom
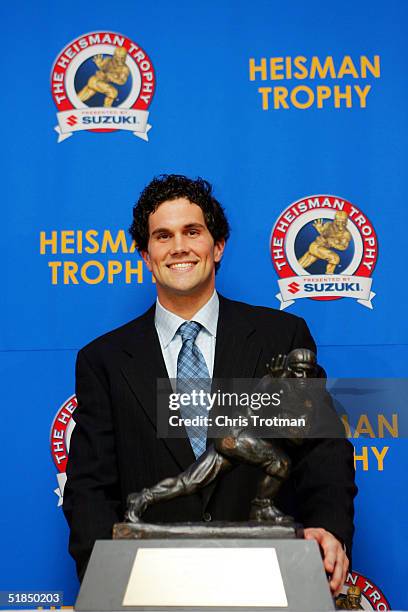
(75, 538, 335, 612)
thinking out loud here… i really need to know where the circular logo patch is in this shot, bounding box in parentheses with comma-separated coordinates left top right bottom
(335, 570, 391, 610)
(51, 31, 155, 142)
(50, 395, 77, 506)
(270, 195, 378, 309)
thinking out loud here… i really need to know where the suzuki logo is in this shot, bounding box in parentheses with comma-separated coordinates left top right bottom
(287, 282, 300, 294)
(66, 115, 78, 126)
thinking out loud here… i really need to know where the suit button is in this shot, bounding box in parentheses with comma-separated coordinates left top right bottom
(203, 512, 212, 522)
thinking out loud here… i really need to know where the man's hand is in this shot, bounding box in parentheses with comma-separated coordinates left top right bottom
(304, 527, 349, 596)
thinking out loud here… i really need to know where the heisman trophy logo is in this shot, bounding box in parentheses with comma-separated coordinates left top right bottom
(51, 31, 155, 143)
(50, 395, 77, 506)
(335, 570, 391, 610)
(270, 195, 378, 310)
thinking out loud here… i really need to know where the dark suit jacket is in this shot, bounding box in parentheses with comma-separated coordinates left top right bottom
(63, 295, 357, 580)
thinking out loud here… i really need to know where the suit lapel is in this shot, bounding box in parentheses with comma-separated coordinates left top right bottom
(120, 305, 195, 471)
(213, 295, 262, 380)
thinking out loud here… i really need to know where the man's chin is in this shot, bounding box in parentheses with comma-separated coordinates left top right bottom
(166, 283, 202, 296)
(159, 278, 213, 299)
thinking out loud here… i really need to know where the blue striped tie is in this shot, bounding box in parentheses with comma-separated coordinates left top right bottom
(177, 321, 210, 458)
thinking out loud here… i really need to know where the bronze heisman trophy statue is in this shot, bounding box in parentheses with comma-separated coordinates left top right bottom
(125, 348, 324, 526)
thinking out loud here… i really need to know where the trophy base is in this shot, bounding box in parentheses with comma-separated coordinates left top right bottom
(113, 520, 303, 540)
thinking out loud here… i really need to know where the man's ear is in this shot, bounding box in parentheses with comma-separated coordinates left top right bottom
(141, 250, 152, 272)
(214, 238, 226, 262)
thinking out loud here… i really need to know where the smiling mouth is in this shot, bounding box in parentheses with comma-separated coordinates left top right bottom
(167, 262, 198, 270)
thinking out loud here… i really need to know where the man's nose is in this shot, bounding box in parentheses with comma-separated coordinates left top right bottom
(169, 233, 190, 255)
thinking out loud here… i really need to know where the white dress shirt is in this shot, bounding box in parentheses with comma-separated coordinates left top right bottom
(155, 291, 219, 382)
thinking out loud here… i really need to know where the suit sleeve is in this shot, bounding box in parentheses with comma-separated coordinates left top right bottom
(289, 317, 357, 559)
(63, 348, 122, 581)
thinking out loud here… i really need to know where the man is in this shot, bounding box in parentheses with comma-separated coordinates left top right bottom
(298, 211, 352, 273)
(63, 175, 356, 595)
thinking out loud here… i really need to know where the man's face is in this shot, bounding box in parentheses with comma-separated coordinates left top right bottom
(141, 198, 225, 303)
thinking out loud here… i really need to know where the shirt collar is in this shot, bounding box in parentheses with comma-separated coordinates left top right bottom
(155, 291, 219, 349)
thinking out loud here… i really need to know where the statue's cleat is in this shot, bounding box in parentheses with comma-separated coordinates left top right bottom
(274, 513, 294, 524)
(249, 501, 293, 524)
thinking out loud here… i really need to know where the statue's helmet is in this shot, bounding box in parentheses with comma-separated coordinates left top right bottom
(347, 586, 361, 597)
(286, 348, 316, 366)
(114, 46, 128, 60)
(285, 348, 317, 378)
(334, 210, 348, 226)
(335, 210, 348, 220)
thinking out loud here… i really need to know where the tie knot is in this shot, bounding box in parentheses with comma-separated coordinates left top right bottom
(178, 321, 202, 343)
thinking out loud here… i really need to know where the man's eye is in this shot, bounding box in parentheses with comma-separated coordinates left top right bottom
(187, 229, 199, 236)
(157, 233, 169, 240)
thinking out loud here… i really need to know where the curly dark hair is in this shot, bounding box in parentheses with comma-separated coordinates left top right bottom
(129, 175, 230, 271)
